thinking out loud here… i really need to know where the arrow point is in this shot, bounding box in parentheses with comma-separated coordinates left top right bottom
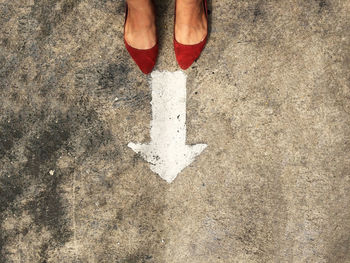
(128, 142, 207, 183)
(154, 143, 207, 183)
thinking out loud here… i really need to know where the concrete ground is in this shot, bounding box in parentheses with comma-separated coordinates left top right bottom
(1, 0, 350, 262)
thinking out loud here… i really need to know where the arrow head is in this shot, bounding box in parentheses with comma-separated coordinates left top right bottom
(128, 142, 207, 183)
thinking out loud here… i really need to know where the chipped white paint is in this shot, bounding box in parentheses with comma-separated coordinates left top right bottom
(128, 71, 207, 183)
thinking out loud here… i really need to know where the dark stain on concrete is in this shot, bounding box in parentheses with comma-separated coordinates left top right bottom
(0, 113, 74, 259)
(0, 109, 44, 218)
(316, 0, 329, 13)
(0, 233, 10, 263)
(0, 55, 20, 89)
(97, 63, 131, 95)
(252, 2, 264, 23)
(23, 117, 73, 246)
(120, 253, 153, 263)
(0, 114, 24, 160)
(25, 115, 72, 165)
(39, 241, 50, 263)
(25, 166, 71, 243)
(75, 62, 138, 105)
(0, 172, 23, 216)
(94, 62, 151, 109)
(0, 102, 115, 260)
(31, 0, 82, 40)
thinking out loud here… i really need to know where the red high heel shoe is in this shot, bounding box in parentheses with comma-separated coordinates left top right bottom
(174, 0, 208, 70)
(124, 3, 158, 74)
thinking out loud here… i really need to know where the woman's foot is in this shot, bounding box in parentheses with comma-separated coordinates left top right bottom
(175, 0, 207, 45)
(173, 0, 208, 69)
(125, 0, 157, 49)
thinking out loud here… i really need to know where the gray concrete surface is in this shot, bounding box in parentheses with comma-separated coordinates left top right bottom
(1, 0, 350, 262)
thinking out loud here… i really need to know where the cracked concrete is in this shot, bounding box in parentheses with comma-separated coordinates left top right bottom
(0, 0, 349, 262)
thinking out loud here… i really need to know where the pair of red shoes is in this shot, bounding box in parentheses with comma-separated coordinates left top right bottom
(124, 0, 208, 74)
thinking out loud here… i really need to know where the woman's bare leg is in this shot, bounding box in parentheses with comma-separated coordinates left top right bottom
(125, 0, 156, 49)
(175, 0, 207, 45)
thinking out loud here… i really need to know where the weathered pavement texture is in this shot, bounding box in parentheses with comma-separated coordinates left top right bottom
(1, 0, 349, 262)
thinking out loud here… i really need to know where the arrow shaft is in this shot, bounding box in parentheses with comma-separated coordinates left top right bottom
(150, 71, 187, 145)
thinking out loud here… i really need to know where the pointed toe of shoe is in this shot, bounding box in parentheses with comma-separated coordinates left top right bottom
(176, 54, 195, 70)
(124, 40, 158, 74)
(174, 37, 207, 70)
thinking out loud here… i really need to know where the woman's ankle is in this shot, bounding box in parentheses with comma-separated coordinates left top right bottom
(125, 1, 157, 49)
(175, 0, 207, 45)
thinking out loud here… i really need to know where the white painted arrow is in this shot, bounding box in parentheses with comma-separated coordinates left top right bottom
(128, 71, 207, 183)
